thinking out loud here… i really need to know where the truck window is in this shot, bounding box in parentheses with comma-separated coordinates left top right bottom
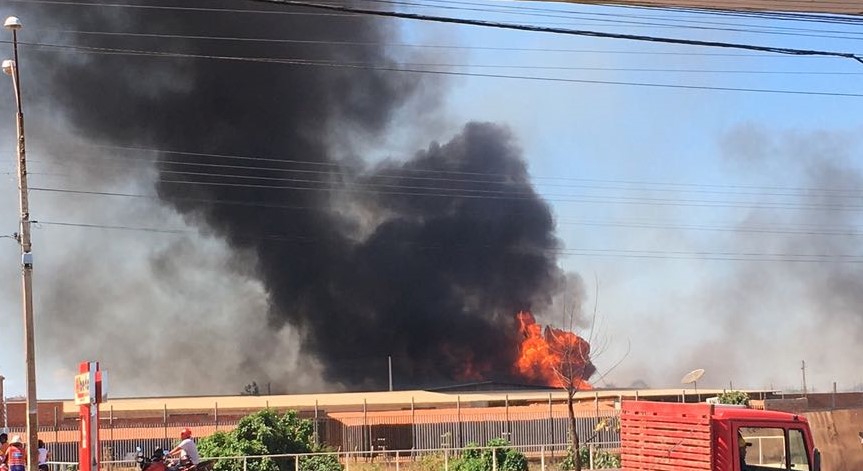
(739, 427, 785, 469)
(739, 427, 811, 471)
(788, 429, 811, 471)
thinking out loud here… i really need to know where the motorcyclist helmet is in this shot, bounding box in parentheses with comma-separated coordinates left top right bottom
(180, 428, 192, 440)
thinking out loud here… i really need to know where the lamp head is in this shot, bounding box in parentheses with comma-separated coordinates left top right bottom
(4, 16, 22, 31)
(2, 59, 14, 76)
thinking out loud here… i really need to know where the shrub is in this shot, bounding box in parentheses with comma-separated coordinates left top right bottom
(716, 390, 750, 406)
(560, 447, 621, 470)
(299, 453, 342, 471)
(415, 453, 446, 471)
(451, 439, 527, 471)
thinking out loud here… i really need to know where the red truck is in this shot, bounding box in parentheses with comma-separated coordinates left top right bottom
(618, 400, 822, 471)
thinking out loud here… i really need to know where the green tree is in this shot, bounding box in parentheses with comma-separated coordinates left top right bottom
(451, 439, 527, 471)
(198, 409, 341, 471)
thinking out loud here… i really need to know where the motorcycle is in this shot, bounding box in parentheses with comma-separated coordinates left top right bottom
(135, 447, 214, 471)
(136, 447, 169, 471)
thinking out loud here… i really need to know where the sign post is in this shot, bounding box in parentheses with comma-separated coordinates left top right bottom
(76, 362, 105, 471)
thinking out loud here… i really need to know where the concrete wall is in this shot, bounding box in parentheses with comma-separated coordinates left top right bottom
(4, 401, 66, 427)
(805, 408, 863, 471)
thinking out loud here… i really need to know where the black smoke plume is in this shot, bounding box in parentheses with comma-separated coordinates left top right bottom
(12, 0, 577, 391)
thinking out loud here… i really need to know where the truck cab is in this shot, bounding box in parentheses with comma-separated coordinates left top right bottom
(620, 401, 821, 471)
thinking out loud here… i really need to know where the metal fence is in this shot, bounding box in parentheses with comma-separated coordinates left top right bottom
(50, 442, 621, 471)
(7, 404, 620, 465)
(331, 410, 619, 452)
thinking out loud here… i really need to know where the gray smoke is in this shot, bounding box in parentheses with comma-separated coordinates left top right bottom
(5, 0, 582, 394)
(606, 123, 863, 392)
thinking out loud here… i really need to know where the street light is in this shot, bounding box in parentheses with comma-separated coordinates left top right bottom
(3, 15, 39, 471)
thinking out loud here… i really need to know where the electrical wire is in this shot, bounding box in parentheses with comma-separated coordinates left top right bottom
(16, 41, 863, 97)
(240, 0, 863, 63)
(41, 143, 863, 198)
(12, 0, 863, 60)
(38, 32, 863, 74)
(38, 152, 863, 201)
(31, 219, 863, 263)
(28, 184, 863, 212)
(20, 0, 863, 29)
(346, 0, 863, 39)
(52, 29, 863, 51)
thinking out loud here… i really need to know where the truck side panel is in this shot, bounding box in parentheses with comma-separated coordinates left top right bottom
(620, 401, 714, 471)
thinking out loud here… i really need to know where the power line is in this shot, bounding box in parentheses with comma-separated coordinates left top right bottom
(33, 31, 863, 58)
(15, 0, 863, 26)
(17, 41, 863, 97)
(48, 30, 863, 56)
(31, 219, 863, 263)
(37, 32, 863, 74)
(34, 215, 863, 238)
(39, 144, 863, 198)
(41, 152, 863, 202)
(241, 0, 863, 63)
(523, 0, 863, 17)
(15, 0, 863, 61)
(353, 0, 863, 39)
(5, 0, 361, 17)
(29, 184, 863, 212)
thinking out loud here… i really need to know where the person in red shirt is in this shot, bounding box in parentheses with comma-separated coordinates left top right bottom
(4, 436, 26, 471)
(0, 433, 9, 471)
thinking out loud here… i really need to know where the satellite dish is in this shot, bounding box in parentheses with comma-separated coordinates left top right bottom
(681, 368, 705, 402)
(681, 368, 705, 384)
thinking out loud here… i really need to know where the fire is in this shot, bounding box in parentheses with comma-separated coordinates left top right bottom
(514, 311, 593, 389)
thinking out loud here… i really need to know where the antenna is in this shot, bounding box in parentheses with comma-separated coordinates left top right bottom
(681, 368, 705, 402)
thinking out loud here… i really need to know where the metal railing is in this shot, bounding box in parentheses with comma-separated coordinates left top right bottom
(6, 409, 619, 465)
(49, 441, 619, 471)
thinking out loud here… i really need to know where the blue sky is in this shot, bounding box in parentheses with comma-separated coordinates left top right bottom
(0, 0, 861, 399)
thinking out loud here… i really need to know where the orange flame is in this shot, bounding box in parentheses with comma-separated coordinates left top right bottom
(514, 311, 593, 389)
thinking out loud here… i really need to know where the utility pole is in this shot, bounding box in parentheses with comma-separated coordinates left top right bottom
(2, 16, 39, 471)
(388, 356, 393, 391)
(0, 374, 5, 429)
(801, 360, 808, 397)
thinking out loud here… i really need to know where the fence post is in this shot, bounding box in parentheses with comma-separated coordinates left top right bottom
(589, 444, 594, 470)
(548, 393, 554, 459)
(243, 457, 247, 471)
(395, 450, 400, 471)
(110, 404, 115, 468)
(314, 400, 319, 447)
(504, 395, 510, 441)
(540, 445, 545, 471)
(594, 392, 599, 417)
(456, 396, 462, 448)
(444, 448, 448, 471)
(53, 406, 58, 444)
(363, 399, 368, 455)
(410, 397, 415, 450)
(214, 402, 219, 431)
(294, 453, 299, 471)
(492, 447, 497, 471)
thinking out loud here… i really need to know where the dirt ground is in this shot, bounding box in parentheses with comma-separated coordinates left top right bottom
(805, 408, 863, 471)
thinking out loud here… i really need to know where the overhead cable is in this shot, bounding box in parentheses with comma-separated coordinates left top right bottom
(242, 0, 863, 63)
(32, 219, 863, 263)
(29, 185, 863, 212)
(15, 41, 863, 97)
